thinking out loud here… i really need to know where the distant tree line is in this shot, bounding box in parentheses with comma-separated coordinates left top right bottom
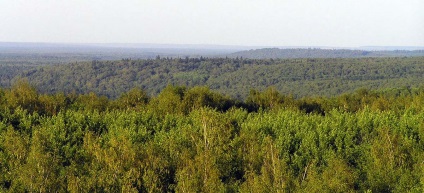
(3, 56, 423, 99)
(227, 48, 424, 59)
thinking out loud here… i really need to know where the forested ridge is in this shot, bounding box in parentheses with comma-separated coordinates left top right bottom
(227, 48, 424, 59)
(1, 81, 424, 192)
(9, 56, 424, 99)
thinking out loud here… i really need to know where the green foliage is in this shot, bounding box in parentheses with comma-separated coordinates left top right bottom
(114, 87, 149, 109)
(1, 83, 424, 192)
(6, 56, 424, 99)
(246, 87, 295, 111)
(6, 79, 39, 113)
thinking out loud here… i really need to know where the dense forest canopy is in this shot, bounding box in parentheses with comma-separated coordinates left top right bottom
(6, 56, 424, 99)
(1, 47, 424, 192)
(1, 47, 423, 98)
(1, 81, 424, 192)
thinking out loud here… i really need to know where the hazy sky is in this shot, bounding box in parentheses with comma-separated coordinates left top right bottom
(1, 0, 423, 47)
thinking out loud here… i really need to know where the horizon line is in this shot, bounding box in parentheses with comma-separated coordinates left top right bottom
(1, 41, 424, 51)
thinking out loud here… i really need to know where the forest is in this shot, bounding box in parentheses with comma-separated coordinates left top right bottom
(228, 48, 424, 59)
(3, 56, 424, 99)
(1, 49, 424, 192)
(1, 80, 424, 192)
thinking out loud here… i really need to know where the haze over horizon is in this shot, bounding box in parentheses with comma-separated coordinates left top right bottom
(1, 0, 423, 47)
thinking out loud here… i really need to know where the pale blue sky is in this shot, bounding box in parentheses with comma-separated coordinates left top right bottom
(0, 0, 423, 47)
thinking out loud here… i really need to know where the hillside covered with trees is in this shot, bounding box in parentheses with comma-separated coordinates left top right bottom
(1, 81, 424, 192)
(227, 48, 424, 59)
(1, 49, 424, 192)
(9, 56, 424, 99)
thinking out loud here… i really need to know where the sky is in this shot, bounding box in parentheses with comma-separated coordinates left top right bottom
(0, 0, 423, 47)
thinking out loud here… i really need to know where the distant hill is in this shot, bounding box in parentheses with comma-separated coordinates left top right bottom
(2, 43, 424, 99)
(2, 42, 424, 59)
(227, 48, 424, 59)
(8, 57, 424, 99)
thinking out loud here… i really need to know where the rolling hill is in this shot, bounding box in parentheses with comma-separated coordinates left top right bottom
(226, 48, 424, 59)
(10, 56, 424, 99)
